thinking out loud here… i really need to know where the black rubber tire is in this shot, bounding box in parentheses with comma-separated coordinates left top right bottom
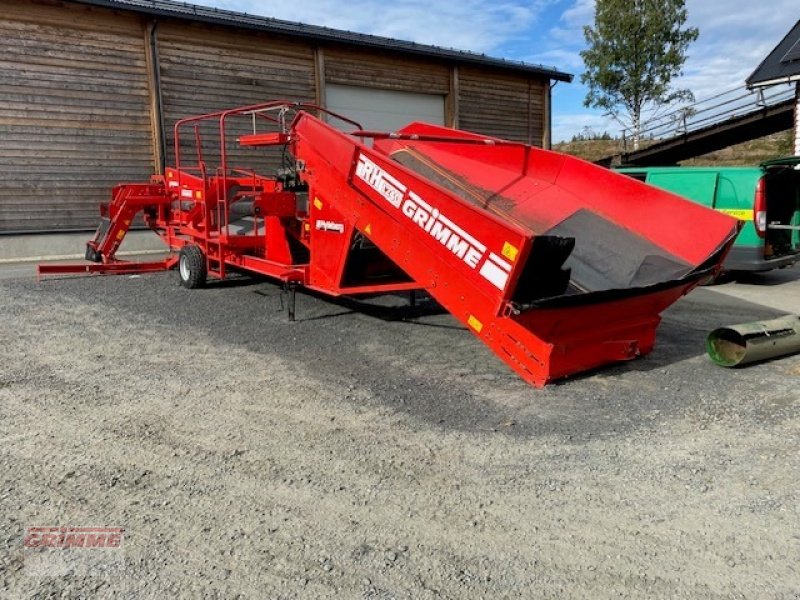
(178, 245, 207, 289)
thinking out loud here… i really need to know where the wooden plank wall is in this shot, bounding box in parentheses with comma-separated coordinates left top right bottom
(0, 0, 155, 232)
(0, 0, 551, 233)
(458, 66, 545, 144)
(325, 47, 450, 95)
(157, 22, 316, 170)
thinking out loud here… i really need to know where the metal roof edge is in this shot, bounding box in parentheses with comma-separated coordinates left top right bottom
(746, 19, 800, 87)
(68, 0, 573, 82)
(747, 75, 800, 89)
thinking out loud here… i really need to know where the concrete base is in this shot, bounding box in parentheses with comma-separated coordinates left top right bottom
(0, 231, 166, 263)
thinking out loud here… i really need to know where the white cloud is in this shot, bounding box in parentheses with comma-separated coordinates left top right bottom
(542, 0, 799, 140)
(524, 0, 592, 66)
(530, 48, 583, 70)
(190, 0, 553, 53)
(180, 0, 798, 143)
(679, 0, 799, 95)
(551, 111, 615, 142)
(560, 0, 594, 28)
(546, 0, 799, 97)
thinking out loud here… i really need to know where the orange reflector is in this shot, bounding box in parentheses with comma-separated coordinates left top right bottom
(467, 315, 483, 333)
(501, 241, 519, 261)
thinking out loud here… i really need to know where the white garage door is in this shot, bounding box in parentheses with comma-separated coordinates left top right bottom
(325, 84, 445, 132)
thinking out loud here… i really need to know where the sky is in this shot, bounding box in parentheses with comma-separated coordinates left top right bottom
(190, 0, 799, 142)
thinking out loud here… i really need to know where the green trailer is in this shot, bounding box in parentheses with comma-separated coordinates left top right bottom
(617, 158, 800, 272)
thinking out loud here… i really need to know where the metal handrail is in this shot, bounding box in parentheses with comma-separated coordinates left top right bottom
(173, 100, 364, 170)
(173, 101, 365, 239)
(620, 84, 796, 153)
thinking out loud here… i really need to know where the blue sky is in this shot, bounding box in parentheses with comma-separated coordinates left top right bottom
(191, 0, 799, 141)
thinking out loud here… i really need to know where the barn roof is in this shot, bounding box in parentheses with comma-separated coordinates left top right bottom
(72, 0, 573, 82)
(747, 19, 800, 87)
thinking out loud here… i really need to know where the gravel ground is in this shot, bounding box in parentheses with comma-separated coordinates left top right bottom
(0, 270, 798, 599)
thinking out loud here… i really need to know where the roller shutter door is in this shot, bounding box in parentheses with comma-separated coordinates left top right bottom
(326, 84, 445, 131)
(0, 3, 155, 232)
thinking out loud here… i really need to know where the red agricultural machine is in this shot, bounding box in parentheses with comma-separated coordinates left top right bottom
(39, 101, 740, 386)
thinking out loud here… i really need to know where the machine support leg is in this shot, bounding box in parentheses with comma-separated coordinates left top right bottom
(287, 283, 297, 322)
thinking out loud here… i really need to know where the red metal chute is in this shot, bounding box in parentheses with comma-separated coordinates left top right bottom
(38, 101, 739, 386)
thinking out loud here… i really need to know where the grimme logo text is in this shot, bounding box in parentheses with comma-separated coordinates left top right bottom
(355, 153, 511, 290)
(24, 527, 124, 549)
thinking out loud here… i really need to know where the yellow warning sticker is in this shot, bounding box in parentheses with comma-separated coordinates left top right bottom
(717, 208, 753, 221)
(467, 315, 483, 333)
(501, 241, 519, 262)
(313, 197, 323, 210)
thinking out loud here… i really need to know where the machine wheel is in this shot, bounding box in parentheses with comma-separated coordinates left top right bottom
(178, 245, 207, 289)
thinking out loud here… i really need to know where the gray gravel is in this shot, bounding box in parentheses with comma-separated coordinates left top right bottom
(1, 270, 799, 598)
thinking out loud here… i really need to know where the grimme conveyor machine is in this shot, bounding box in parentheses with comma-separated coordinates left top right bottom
(39, 101, 739, 386)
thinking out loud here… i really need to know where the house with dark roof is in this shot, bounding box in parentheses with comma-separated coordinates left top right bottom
(748, 19, 800, 155)
(0, 0, 571, 252)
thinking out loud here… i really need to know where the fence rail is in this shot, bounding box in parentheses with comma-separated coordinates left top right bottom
(620, 84, 796, 154)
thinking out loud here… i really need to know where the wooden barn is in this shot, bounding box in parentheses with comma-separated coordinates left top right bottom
(0, 0, 570, 257)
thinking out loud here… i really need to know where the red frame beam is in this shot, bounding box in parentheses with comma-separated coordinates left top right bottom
(37, 258, 177, 280)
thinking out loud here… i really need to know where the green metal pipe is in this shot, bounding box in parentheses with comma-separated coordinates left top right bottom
(707, 315, 800, 367)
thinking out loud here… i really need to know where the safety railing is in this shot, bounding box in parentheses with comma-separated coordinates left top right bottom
(620, 84, 797, 154)
(172, 101, 363, 237)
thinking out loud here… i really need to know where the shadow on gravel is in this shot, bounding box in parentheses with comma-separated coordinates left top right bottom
(16, 271, 798, 441)
(305, 293, 458, 328)
(729, 270, 800, 286)
(251, 279, 459, 327)
(611, 288, 789, 374)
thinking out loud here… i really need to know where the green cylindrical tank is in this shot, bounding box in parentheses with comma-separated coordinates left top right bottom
(707, 315, 800, 367)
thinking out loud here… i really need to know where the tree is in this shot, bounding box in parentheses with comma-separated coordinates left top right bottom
(580, 0, 698, 149)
